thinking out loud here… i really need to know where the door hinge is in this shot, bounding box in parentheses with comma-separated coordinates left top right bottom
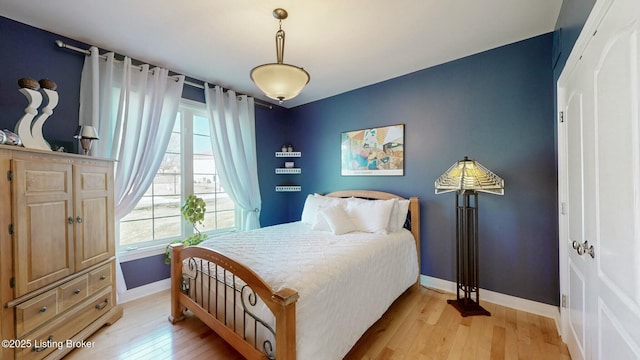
(561, 294, 567, 308)
(8, 224, 13, 235)
(561, 202, 566, 215)
(6, 170, 12, 181)
(9, 277, 15, 288)
(559, 111, 564, 123)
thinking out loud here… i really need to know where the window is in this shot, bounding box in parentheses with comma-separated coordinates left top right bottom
(119, 100, 237, 252)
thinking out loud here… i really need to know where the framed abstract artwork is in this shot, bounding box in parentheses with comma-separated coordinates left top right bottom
(341, 124, 404, 176)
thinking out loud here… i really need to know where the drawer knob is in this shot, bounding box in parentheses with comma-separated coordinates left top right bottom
(95, 298, 109, 310)
(73, 289, 81, 295)
(39, 306, 47, 313)
(32, 335, 53, 352)
(99, 275, 107, 281)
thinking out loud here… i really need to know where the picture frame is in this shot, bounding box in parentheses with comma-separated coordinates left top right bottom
(341, 124, 404, 176)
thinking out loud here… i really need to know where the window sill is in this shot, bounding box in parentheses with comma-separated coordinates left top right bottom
(117, 244, 167, 262)
(116, 229, 239, 263)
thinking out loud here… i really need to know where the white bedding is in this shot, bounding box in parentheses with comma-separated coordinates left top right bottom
(195, 221, 419, 360)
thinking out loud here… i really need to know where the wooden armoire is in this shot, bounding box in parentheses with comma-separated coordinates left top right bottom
(0, 145, 122, 359)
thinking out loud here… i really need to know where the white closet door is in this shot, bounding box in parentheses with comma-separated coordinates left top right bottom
(590, 1, 640, 357)
(562, 50, 594, 360)
(559, 0, 640, 358)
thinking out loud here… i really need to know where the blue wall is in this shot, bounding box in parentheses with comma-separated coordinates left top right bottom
(0, 18, 87, 150)
(0, 16, 293, 289)
(553, 0, 597, 78)
(287, 34, 558, 305)
(2, 11, 597, 305)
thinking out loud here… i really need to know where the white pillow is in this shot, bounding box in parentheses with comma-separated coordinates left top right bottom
(301, 194, 343, 224)
(345, 198, 396, 234)
(311, 205, 330, 231)
(389, 199, 410, 232)
(301, 194, 320, 224)
(318, 204, 356, 235)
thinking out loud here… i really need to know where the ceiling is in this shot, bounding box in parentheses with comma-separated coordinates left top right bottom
(1, 0, 562, 108)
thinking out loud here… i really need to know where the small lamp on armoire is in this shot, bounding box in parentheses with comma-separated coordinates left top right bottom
(73, 125, 100, 155)
(434, 156, 504, 317)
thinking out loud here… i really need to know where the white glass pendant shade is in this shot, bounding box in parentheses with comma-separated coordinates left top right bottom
(434, 156, 504, 195)
(250, 63, 310, 102)
(251, 8, 309, 103)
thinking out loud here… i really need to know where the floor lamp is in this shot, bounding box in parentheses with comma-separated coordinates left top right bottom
(434, 156, 504, 317)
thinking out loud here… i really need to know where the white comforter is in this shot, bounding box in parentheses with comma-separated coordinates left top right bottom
(197, 221, 419, 360)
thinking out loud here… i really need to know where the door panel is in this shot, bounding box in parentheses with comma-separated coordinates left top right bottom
(567, 92, 584, 247)
(598, 301, 639, 358)
(565, 87, 589, 359)
(569, 260, 587, 358)
(594, 24, 638, 301)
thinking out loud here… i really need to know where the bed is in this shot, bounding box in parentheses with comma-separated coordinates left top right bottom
(168, 190, 421, 359)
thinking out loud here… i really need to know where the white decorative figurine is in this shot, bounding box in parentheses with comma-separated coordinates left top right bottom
(31, 79, 58, 150)
(14, 78, 58, 151)
(14, 78, 42, 149)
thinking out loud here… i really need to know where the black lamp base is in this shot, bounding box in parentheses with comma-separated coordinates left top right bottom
(447, 298, 491, 317)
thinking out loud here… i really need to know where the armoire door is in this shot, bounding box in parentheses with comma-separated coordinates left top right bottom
(73, 163, 115, 271)
(12, 159, 74, 297)
(558, 0, 640, 358)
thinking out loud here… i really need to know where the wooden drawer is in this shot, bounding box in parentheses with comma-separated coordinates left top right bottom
(16, 286, 114, 360)
(88, 262, 112, 294)
(58, 275, 88, 312)
(16, 290, 58, 338)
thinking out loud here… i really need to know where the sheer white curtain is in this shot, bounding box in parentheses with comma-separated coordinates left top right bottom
(79, 46, 184, 294)
(80, 46, 184, 218)
(204, 85, 262, 230)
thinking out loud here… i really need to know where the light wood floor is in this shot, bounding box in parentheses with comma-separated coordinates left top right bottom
(65, 286, 570, 359)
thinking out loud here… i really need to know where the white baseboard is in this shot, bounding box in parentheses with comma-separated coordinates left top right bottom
(420, 275, 561, 333)
(114, 274, 562, 334)
(116, 278, 171, 304)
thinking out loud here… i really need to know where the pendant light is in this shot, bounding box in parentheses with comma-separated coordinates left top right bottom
(250, 8, 310, 104)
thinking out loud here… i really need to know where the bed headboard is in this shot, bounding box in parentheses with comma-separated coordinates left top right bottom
(325, 190, 421, 272)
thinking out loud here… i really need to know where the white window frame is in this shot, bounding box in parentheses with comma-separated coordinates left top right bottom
(117, 99, 239, 261)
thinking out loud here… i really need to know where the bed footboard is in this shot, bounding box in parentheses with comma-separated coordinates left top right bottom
(168, 243, 299, 360)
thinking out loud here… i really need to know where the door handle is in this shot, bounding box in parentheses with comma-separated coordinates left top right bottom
(585, 242, 595, 258)
(572, 240, 595, 258)
(572, 240, 579, 250)
(572, 240, 584, 255)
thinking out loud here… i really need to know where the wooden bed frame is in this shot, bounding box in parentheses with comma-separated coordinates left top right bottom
(168, 190, 420, 360)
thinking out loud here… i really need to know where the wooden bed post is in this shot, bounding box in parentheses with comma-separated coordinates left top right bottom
(168, 243, 186, 324)
(409, 196, 421, 286)
(273, 288, 299, 360)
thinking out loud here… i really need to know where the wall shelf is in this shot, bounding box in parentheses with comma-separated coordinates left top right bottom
(275, 168, 301, 174)
(275, 185, 301, 192)
(275, 151, 301, 158)
(275, 151, 301, 192)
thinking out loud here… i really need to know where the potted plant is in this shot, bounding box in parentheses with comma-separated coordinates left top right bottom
(165, 194, 208, 264)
